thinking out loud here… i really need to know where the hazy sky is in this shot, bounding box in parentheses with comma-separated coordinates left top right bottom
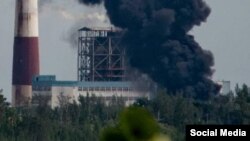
(1, 0, 250, 101)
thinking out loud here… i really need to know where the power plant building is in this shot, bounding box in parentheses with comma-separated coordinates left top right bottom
(32, 75, 147, 108)
(31, 27, 149, 108)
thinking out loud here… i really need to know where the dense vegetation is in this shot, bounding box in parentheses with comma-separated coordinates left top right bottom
(0, 84, 250, 141)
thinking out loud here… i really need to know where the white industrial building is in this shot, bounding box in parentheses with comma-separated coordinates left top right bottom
(217, 80, 231, 95)
(32, 75, 149, 108)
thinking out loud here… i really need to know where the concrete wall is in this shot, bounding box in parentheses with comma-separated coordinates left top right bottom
(32, 86, 148, 108)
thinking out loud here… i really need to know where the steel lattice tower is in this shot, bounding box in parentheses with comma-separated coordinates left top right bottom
(78, 27, 127, 82)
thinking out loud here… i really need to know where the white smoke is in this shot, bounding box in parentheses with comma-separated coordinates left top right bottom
(38, 0, 110, 48)
(57, 7, 107, 22)
(38, 0, 108, 23)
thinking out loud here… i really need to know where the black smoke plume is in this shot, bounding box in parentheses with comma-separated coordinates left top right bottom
(78, 0, 220, 99)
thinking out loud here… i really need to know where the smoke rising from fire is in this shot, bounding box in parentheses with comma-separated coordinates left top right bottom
(38, 0, 109, 48)
(78, 0, 220, 99)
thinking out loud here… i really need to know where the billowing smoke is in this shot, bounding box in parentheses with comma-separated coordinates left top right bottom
(79, 0, 220, 99)
(38, 0, 109, 48)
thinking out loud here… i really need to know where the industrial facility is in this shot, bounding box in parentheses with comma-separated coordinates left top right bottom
(10, 0, 149, 107)
(31, 27, 149, 108)
(32, 75, 147, 108)
(78, 27, 127, 82)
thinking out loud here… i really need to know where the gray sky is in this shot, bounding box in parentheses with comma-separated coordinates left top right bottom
(1, 0, 250, 102)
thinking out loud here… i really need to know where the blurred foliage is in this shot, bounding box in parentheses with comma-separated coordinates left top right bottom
(101, 107, 165, 141)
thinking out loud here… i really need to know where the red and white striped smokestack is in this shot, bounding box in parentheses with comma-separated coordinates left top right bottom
(12, 0, 39, 106)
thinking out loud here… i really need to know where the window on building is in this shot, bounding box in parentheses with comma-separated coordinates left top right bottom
(78, 87, 82, 91)
(124, 87, 129, 91)
(129, 88, 133, 92)
(82, 87, 88, 91)
(95, 87, 100, 91)
(100, 87, 105, 91)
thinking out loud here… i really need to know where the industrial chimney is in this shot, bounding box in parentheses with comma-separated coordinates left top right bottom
(12, 0, 39, 106)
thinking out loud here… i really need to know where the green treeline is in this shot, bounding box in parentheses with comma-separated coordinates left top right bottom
(0, 84, 250, 141)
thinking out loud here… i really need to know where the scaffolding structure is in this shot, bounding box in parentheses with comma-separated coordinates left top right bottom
(78, 27, 127, 82)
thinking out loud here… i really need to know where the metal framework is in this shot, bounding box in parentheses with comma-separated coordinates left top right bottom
(78, 27, 127, 82)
